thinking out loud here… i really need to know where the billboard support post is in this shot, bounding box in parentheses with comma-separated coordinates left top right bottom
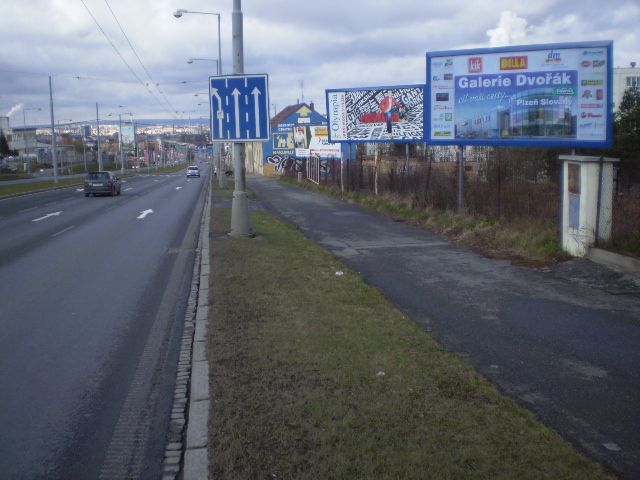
(457, 145, 465, 213)
(405, 143, 409, 173)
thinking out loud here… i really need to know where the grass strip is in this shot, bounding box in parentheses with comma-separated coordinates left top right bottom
(208, 188, 612, 479)
(0, 177, 84, 196)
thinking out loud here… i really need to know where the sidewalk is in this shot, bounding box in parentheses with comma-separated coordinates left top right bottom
(247, 175, 640, 479)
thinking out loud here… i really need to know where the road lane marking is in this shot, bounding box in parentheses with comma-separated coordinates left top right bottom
(76, 188, 84, 192)
(137, 209, 153, 219)
(176, 187, 182, 190)
(51, 225, 75, 237)
(32, 211, 62, 222)
(125, 187, 133, 191)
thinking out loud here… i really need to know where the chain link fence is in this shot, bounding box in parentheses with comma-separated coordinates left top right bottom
(283, 145, 638, 256)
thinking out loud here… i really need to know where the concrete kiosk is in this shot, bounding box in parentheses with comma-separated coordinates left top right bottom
(560, 155, 619, 257)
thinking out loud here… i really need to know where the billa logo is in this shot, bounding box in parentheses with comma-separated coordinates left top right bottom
(468, 57, 483, 73)
(500, 56, 528, 70)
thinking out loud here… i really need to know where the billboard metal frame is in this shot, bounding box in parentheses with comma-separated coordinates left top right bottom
(326, 84, 425, 143)
(425, 41, 613, 148)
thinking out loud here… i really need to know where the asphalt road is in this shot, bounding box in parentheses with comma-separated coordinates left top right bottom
(0, 167, 209, 479)
(249, 175, 640, 479)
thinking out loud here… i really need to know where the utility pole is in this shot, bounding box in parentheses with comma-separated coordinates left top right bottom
(49, 76, 58, 183)
(96, 103, 102, 171)
(230, 0, 251, 236)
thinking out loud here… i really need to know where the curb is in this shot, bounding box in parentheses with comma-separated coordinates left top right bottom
(160, 175, 212, 480)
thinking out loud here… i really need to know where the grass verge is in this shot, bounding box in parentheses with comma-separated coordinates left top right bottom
(0, 177, 84, 197)
(208, 187, 612, 479)
(281, 178, 569, 267)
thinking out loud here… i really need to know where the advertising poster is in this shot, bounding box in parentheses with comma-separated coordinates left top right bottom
(294, 125, 342, 158)
(326, 86, 424, 142)
(426, 41, 612, 147)
(120, 123, 136, 154)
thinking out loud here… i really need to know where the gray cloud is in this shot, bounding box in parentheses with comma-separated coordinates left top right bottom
(0, 0, 637, 123)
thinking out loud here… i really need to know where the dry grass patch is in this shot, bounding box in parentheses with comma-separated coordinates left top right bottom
(208, 189, 611, 479)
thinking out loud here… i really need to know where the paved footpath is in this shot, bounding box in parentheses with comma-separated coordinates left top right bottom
(248, 175, 640, 479)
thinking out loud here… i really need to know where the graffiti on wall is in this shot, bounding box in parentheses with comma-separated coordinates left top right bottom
(266, 154, 304, 172)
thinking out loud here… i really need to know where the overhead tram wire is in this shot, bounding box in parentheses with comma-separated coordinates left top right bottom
(78, 0, 177, 119)
(102, 0, 180, 116)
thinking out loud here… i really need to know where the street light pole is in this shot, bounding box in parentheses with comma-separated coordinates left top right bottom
(174, 8, 225, 188)
(230, 0, 251, 236)
(49, 76, 58, 183)
(187, 58, 219, 73)
(174, 9, 222, 74)
(118, 113, 124, 175)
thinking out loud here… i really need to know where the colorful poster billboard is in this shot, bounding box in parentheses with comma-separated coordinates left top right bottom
(326, 85, 424, 142)
(120, 122, 136, 154)
(294, 125, 342, 158)
(426, 41, 613, 147)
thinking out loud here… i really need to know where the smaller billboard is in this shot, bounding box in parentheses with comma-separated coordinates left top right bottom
(426, 41, 613, 148)
(120, 122, 136, 154)
(326, 85, 424, 142)
(294, 125, 342, 158)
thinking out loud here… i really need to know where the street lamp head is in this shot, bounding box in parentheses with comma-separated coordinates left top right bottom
(173, 9, 186, 18)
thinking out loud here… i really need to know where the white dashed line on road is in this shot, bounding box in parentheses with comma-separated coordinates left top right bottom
(52, 225, 75, 237)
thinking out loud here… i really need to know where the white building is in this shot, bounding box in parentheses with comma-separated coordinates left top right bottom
(613, 63, 640, 112)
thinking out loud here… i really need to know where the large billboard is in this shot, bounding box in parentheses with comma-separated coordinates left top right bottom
(426, 41, 613, 148)
(326, 85, 424, 142)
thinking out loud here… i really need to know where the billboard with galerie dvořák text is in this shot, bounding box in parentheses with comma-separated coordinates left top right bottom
(426, 41, 613, 148)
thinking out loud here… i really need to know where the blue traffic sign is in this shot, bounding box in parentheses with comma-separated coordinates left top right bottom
(209, 74, 270, 142)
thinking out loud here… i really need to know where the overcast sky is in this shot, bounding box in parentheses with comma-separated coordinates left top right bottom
(0, 0, 638, 126)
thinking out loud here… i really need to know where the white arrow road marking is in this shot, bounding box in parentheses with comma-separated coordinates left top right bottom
(176, 186, 183, 190)
(232, 88, 241, 137)
(252, 86, 262, 137)
(76, 188, 84, 192)
(137, 209, 154, 219)
(212, 88, 224, 136)
(32, 211, 62, 222)
(125, 187, 133, 191)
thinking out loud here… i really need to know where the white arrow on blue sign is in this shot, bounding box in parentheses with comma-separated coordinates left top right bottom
(209, 74, 270, 142)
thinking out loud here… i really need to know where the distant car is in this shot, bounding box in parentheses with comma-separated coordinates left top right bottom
(84, 171, 121, 197)
(186, 165, 200, 178)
